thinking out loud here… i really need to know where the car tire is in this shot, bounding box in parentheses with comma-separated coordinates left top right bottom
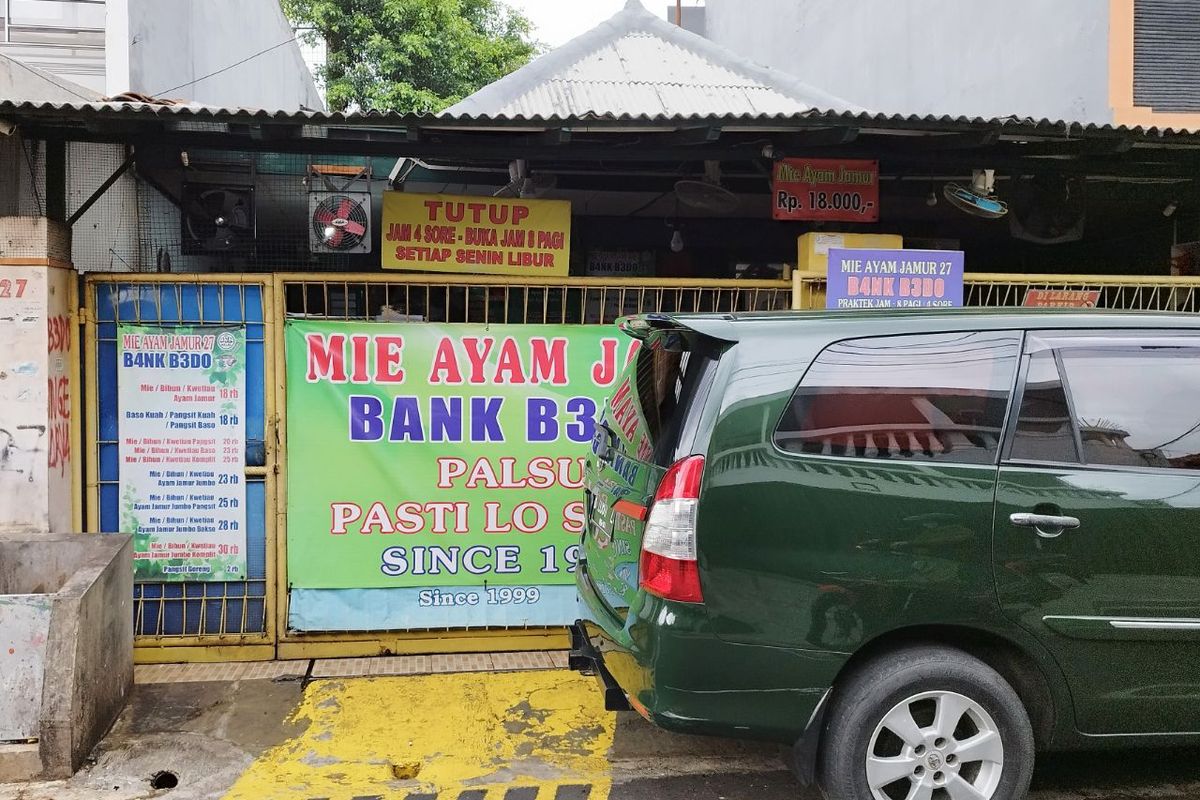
(816, 644, 1034, 800)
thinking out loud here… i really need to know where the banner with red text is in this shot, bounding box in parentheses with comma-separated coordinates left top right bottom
(284, 321, 633, 627)
(381, 191, 571, 276)
(772, 158, 880, 222)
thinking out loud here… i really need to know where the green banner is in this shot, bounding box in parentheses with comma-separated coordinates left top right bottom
(285, 321, 634, 589)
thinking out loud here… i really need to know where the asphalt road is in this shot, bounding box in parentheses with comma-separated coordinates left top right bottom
(610, 748, 1200, 800)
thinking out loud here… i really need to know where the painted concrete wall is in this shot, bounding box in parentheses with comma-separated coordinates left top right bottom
(0, 219, 75, 534)
(44, 267, 73, 534)
(105, 0, 323, 110)
(703, 0, 1112, 123)
(0, 267, 53, 534)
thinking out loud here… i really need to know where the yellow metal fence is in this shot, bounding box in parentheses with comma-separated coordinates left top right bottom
(83, 273, 790, 661)
(793, 270, 1200, 311)
(85, 269, 1200, 662)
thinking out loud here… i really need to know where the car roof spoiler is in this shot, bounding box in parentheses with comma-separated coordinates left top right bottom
(616, 313, 739, 343)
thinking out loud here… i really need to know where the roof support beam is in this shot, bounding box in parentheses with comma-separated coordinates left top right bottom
(892, 129, 1001, 150)
(540, 128, 572, 145)
(765, 126, 859, 157)
(663, 126, 722, 146)
(66, 149, 135, 226)
(24, 125, 1200, 181)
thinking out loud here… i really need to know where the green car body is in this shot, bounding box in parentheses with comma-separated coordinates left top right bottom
(572, 309, 1200, 787)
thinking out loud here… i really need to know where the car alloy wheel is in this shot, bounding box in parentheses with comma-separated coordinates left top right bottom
(866, 690, 1004, 800)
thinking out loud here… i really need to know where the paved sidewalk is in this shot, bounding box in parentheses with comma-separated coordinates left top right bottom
(3, 654, 784, 800)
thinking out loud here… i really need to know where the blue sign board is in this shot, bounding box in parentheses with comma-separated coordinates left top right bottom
(826, 248, 965, 309)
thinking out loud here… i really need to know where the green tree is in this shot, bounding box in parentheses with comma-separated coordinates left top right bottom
(284, 0, 539, 113)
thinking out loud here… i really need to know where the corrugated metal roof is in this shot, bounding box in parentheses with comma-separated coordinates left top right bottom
(443, 0, 865, 118)
(5, 99, 1200, 144)
(0, 52, 102, 104)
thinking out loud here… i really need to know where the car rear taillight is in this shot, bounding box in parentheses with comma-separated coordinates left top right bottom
(639, 455, 705, 603)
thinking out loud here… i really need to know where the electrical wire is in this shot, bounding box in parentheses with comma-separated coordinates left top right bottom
(152, 36, 299, 97)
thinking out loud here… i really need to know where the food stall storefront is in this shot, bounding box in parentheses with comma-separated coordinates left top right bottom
(6, 99, 1200, 661)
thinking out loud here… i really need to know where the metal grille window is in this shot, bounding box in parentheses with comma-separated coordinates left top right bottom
(90, 280, 271, 640)
(1134, 0, 1200, 113)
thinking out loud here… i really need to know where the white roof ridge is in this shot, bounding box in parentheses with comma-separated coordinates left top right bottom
(443, 1, 868, 118)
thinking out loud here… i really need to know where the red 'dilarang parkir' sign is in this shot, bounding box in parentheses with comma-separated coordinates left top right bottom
(772, 158, 880, 222)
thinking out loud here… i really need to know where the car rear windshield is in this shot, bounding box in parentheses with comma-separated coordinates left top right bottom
(610, 334, 715, 466)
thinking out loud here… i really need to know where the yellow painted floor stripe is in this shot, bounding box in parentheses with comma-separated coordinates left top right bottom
(223, 670, 614, 800)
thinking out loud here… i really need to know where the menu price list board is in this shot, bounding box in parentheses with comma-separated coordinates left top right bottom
(118, 324, 248, 581)
(772, 158, 880, 222)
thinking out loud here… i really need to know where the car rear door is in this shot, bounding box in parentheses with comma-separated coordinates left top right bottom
(701, 329, 1023, 650)
(994, 330, 1200, 734)
(581, 321, 721, 623)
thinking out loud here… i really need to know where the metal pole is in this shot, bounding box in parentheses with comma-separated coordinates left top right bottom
(676, 0, 682, 25)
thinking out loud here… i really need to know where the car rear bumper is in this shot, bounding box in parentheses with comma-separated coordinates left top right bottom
(573, 560, 837, 742)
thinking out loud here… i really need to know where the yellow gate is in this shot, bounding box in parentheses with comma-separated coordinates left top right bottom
(82, 272, 790, 662)
(84, 274, 280, 663)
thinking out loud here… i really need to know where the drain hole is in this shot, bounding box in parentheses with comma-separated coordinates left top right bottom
(150, 770, 178, 790)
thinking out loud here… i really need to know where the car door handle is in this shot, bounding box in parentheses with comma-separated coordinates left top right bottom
(1010, 512, 1080, 538)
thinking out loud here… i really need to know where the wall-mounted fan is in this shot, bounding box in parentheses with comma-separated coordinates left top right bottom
(310, 193, 372, 253)
(943, 169, 1008, 219)
(674, 160, 739, 214)
(1008, 175, 1086, 244)
(308, 163, 373, 254)
(181, 184, 255, 254)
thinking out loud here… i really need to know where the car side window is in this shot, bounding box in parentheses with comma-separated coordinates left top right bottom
(1008, 351, 1080, 464)
(1057, 346, 1200, 470)
(773, 331, 1021, 464)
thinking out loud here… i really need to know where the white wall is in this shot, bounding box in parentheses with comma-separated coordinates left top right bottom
(105, 0, 323, 110)
(703, 0, 1112, 123)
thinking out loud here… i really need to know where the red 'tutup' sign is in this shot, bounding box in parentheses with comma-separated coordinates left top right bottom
(772, 158, 879, 222)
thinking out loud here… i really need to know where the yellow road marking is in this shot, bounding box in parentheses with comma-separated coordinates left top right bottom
(223, 669, 614, 800)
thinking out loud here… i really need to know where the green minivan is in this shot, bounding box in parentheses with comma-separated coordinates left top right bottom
(571, 309, 1200, 800)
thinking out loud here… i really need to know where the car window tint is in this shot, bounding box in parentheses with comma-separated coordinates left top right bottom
(775, 331, 1021, 464)
(1058, 347, 1200, 470)
(1009, 351, 1080, 463)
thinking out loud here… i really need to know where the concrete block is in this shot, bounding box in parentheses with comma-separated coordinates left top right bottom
(0, 533, 133, 780)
